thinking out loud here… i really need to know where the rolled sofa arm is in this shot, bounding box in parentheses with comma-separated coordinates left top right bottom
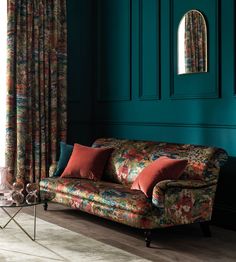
(152, 179, 217, 225)
(152, 179, 216, 207)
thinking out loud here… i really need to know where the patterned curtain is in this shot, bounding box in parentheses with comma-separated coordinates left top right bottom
(6, 0, 67, 184)
(184, 11, 206, 73)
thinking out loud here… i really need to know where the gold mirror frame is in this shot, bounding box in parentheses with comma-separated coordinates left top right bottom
(178, 10, 207, 75)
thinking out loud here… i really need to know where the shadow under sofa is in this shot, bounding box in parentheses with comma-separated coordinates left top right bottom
(40, 138, 228, 247)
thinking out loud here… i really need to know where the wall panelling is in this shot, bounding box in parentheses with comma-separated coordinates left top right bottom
(68, 0, 236, 229)
(170, 0, 220, 99)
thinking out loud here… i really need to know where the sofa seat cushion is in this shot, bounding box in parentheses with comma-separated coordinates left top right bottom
(40, 178, 152, 215)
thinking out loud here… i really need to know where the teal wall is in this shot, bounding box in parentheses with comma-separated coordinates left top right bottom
(68, 0, 236, 229)
(94, 0, 236, 156)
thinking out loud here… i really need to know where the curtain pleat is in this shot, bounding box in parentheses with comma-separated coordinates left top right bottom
(6, 0, 67, 184)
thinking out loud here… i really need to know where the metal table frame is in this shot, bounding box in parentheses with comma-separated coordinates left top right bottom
(0, 190, 53, 241)
(0, 204, 37, 241)
(0, 205, 37, 241)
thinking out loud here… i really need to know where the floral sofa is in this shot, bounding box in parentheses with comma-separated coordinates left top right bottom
(40, 138, 228, 247)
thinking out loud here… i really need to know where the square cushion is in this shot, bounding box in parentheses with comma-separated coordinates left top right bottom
(61, 144, 113, 181)
(131, 156, 188, 197)
(53, 142, 73, 177)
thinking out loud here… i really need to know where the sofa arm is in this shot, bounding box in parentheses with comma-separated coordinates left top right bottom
(49, 163, 57, 177)
(152, 179, 216, 208)
(152, 179, 217, 225)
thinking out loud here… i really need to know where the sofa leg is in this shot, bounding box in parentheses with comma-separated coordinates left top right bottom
(144, 230, 152, 247)
(200, 221, 211, 237)
(43, 202, 48, 211)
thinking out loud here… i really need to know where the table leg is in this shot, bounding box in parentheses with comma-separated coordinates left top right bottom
(0, 207, 22, 228)
(34, 205, 36, 240)
(0, 206, 37, 241)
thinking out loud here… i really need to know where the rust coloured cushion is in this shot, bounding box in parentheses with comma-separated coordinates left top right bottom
(131, 156, 188, 197)
(61, 144, 113, 181)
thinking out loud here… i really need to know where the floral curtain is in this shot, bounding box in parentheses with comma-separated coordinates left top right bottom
(6, 0, 67, 184)
(184, 11, 207, 73)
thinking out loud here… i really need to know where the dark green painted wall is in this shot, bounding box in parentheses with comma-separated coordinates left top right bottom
(67, 0, 236, 229)
(67, 0, 95, 145)
(94, 0, 236, 156)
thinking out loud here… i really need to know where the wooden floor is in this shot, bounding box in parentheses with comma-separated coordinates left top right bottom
(23, 203, 236, 262)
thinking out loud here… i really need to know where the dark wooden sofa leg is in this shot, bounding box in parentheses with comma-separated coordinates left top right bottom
(144, 230, 152, 247)
(200, 221, 211, 237)
(43, 202, 48, 211)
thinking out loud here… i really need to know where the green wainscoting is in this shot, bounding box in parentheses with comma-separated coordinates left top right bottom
(171, 0, 219, 99)
(93, 0, 236, 156)
(67, 0, 236, 229)
(139, 0, 160, 100)
(97, 0, 131, 101)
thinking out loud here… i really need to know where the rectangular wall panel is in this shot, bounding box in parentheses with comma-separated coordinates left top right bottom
(139, 0, 160, 100)
(97, 0, 131, 101)
(170, 0, 220, 99)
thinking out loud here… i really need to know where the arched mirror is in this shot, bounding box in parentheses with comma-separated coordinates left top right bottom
(178, 10, 207, 75)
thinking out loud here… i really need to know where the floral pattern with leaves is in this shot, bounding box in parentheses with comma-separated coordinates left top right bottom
(92, 138, 228, 186)
(41, 138, 227, 229)
(6, 0, 67, 184)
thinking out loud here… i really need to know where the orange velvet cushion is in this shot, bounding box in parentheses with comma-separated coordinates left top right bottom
(131, 156, 188, 197)
(61, 144, 113, 180)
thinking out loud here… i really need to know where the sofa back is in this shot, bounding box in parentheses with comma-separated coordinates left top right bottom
(92, 138, 228, 187)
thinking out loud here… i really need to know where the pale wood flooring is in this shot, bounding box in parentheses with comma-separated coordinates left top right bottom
(23, 203, 236, 262)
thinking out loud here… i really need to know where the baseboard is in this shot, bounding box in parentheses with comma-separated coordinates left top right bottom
(212, 203, 236, 231)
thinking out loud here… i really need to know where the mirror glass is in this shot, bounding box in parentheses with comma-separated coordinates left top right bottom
(178, 10, 207, 75)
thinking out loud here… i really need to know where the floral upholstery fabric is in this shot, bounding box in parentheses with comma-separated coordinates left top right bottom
(163, 184, 217, 225)
(6, 0, 67, 184)
(152, 179, 216, 208)
(40, 178, 152, 215)
(92, 138, 228, 186)
(42, 186, 215, 229)
(48, 191, 162, 229)
(40, 138, 228, 229)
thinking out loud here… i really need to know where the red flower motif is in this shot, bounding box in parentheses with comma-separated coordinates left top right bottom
(118, 165, 128, 175)
(123, 149, 145, 162)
